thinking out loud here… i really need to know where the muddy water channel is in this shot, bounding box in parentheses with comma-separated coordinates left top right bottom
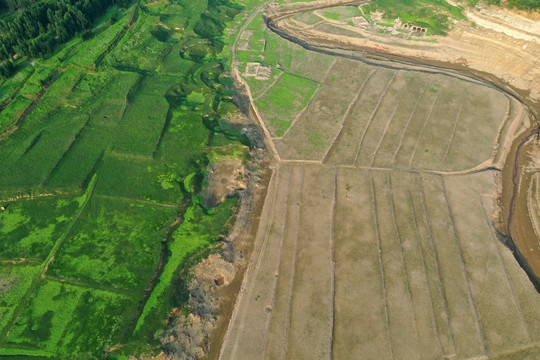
(266, 2, 540, 288)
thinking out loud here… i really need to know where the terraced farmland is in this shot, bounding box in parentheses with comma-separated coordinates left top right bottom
(0, 0, 251, 357)
(221, 5, 540, 359)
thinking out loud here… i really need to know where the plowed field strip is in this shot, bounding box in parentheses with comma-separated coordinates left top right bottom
(391, 80, 430, 164)
(491, 225, 540, 343)
(478, 194, 532, 343)
(421, 175, 485, 358)
(443, 91, 467, 162)
(388, 173, 417, 338)
(370, 83, 407, 166)
(322, 69, 376, 163)
(285, 165, 335, 360)
(323, 67, 394, 166)
(263, 166, 304, 360)
(274, 58, 369, 161)
(43, 274, 130, 296)
(353, 71, 397, 166)
(443, 173, 531, 354)
(416, 175, 456, 356)
(407, 190, 445, 356)
(254, 71, 284, 101)
(391, 172, 445, 358)
(409, 90, 440, 168)
(368, 170, 394, 360)
(332, 168, 392, 360)
(279, 58, 337, 140)
(355, 71, 412, 168)
(95, 194, 176, 208)
(373, 171, 419, 359)
(441, 177, 488, 356)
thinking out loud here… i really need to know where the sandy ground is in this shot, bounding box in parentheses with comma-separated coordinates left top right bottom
(218, 2, 540, 359)
(268, 1, 540, 110)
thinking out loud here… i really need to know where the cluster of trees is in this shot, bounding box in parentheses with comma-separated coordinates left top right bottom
(0, 0, 130, 79)
(508, 0, 540, 9)
(0, 0, 39, 11)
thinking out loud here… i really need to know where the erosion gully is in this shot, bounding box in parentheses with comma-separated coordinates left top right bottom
(264, 0, 540, 289)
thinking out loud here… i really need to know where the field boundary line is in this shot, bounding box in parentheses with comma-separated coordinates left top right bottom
(417, 175, 457, 356)
(271, 81, 320, 140)
(253, 70, 284, 101)
(424, 159, 499, 176)
(329, 168, 337, 359)
(0, 258, 40, 265)
(369, 170, 394, 360)
(42, 116, 92, 186)
(485, 341, 540, 359)
(409, 88, 440, 168)
(442, 91, 467, 162)
(408, 191, 445, 355)
(490, 95, 512, 163)
(278, 58, 337, 140)
(94, 194, 177, 208)
(391, 78, 430, 163)
(0, 190, 81, 203)
(353, 70, 397, 166)
(109, 150, 153, 161)
(42, 274, 131, 296)
(321, 68, 376, 163)
(441, 176, 488, 357)
(280, 159, 322, 164)
(477, 193, 532, 342)
(370, 77, 408, 167)
(527, 175, 540, 241)
(388, 173, 419, 342)
(494, 101, 526, 167)
(0, 68, 63, 142)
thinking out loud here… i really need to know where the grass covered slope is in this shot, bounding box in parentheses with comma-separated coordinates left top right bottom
(361, 0, 465, 35)
(0, 0, 251, 358)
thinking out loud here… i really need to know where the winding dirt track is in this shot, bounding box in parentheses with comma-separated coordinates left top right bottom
(220, 1, 540, 359)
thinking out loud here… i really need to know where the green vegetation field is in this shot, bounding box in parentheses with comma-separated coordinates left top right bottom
(0, 0, 253, 358)
(237, 13, 335, 137)
(361, 0, 465, 35)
